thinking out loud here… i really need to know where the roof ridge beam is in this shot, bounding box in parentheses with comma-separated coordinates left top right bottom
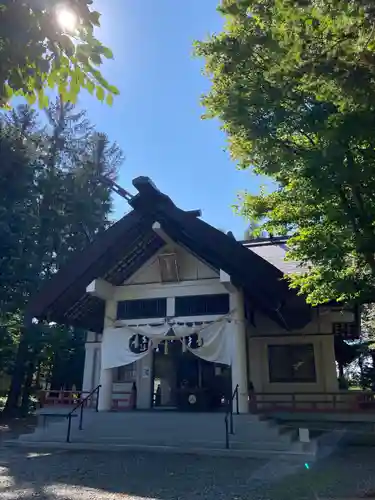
(86, 279, 115, 301)
(152, 221, 176, 246)
(220, 269, 237, 293)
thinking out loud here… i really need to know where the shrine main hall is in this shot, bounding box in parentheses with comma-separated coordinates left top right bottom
(28, 177, 357, 413)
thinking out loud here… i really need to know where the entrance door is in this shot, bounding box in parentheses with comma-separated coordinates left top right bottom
(152, 340, 230, 411)
(153, 353, 177, 408)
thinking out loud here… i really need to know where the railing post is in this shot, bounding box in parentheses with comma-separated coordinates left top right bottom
(225, 416, 229, 449)
(236, 386, 239, 415)
(66, 414, 72, 443)
(79, 403, 84, 430)
(229, 403, 234, 435)
(95, 386, 100, 412)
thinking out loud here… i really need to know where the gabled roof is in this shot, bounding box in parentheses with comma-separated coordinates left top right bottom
(26, 177, 311, 331)
(243, 238, 306, 275)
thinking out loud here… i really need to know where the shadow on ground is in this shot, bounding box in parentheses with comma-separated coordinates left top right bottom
(0, 415, 37, 442)
(0, 444, 375, 500)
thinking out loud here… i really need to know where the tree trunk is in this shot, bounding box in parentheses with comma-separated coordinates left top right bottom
(21, 358, 35, 413)
(3, 328, 29, 415)
(35, 361, 41, 388)
(359, 355, 364, 388)
(338, 363, 344, 379)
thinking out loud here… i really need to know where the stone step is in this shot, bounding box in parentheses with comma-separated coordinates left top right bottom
(24, 412, 293, 442)
(79, 424, 290, 443)
(4, 439, 317, 460)
(14, 411, 311, 459)
(99, 412, 263, 422)
(77, 435, 298, 451)
(83, 413, 271, 429)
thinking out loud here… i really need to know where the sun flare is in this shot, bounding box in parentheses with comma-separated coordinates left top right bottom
(56, 7, 78, 32)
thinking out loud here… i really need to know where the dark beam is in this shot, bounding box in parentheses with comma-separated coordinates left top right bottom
(186, 210, 202, 218)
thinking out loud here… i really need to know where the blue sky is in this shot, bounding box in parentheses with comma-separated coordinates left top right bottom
(75, 0, 270, 238)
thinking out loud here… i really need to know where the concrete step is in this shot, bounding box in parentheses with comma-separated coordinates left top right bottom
(79, 435, 298, 451)
(81, 413, 287, 440)
(79, 424, 290, 443)
(4, 439, 316, 460)
(12, 411, 315, 459)
(82, 412, 268, 428)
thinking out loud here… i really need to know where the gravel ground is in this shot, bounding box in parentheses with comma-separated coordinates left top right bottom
(0, 417, 37, 443)
(0, 445, 375, 500)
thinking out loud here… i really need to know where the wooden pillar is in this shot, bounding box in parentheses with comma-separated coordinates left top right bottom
(230, 289, 249, 414)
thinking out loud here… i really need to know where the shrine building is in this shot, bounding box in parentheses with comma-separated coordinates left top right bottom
(26, 177, 359, 414)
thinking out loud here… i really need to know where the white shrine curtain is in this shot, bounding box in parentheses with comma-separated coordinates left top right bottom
(101, 315, 234, 369)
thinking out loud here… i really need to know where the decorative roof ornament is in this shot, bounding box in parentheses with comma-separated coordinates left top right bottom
(99, 175, 134, 202)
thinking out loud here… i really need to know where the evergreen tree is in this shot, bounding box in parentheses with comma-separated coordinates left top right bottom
(0, 101, 124, 413)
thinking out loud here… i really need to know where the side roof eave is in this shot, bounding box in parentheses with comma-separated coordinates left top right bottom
(25, 209, 141, 321)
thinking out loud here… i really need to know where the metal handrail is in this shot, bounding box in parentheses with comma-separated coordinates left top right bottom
(66, 385, 101, 443)
(224, 384, 239, 449)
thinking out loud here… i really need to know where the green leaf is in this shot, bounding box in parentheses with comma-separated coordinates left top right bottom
(108, 84, 120, 95)
(26, 92, 37, 105)
(76, 52, 89, 65)
(86, 79, 95, 95)
(96, 86, 105, 101)
(89, 11, 101, 27)
(4, 84, 14, 99)
(37, 91, 49, 109)
(47, 72, 57, 88)
(106, 93, 114, 106)
(59, 35, 75, 57)
(90, 53, 102, 65)
(101, 46, 114, 59)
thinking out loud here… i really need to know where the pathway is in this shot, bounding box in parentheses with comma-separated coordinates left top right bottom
(0, 444, 375, 499)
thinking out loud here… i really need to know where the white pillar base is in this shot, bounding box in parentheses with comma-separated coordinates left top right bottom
(82, 344, 95, 393)
(231, 331, 249, 413)
(230, 290, 249, 414)
(136, 351, 153, 409)
(98, 368, 112, 411)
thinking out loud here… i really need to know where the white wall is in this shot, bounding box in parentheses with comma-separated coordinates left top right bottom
(247, 310, 338, 395)
(252, 308, 333, 336)
(126, 244, 218, 285)
(82, 342, 101, 393)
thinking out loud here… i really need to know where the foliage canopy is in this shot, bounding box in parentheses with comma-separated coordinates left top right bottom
(196, 0, 375, 305)
(0, 0, 118, 108)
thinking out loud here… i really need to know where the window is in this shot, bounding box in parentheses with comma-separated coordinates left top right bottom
(117, 298, 167, 320)
(268, 344, 316, 383)
(333, 322, 359, 340)
(114, 363, 136, 383)
(158, 253, 179, 282)
(175, 294, 229, 317)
